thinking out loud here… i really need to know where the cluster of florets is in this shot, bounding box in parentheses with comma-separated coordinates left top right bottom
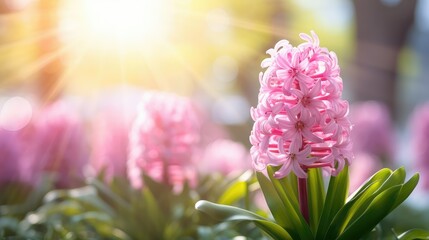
(250, 31, 353, 179)
(127, 92, 200, 192)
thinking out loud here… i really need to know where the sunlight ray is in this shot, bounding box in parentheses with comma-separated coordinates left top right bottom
(0, 27, 60, 52)
(42, 38, 91, 103)
(177, 8, 292, 39)
(6, 41, 72, 85)
(158, 38, 222, 99)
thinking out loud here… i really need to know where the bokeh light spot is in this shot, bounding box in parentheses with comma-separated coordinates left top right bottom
(0, 96, 32, 131)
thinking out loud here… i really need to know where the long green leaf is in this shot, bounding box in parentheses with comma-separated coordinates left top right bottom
(266, 166, 313, 240)
(337, 185, 401, 240)
(324, 181, 382, 239)
(141, 188, 164, 235)
(256, 173, 288, 222)
(256, 172, 298, 239)
(347, 168, 391, 201)
(396, 229, 429, 240)
(279, 172, 299, 205)
(376, 167, 406, 194)
(316, 165, 349, 240)
(307, 168, 325, 234)
(195, 200, 292, 239)
(218, 181, 247, 205)
(392, 173, 419, 210)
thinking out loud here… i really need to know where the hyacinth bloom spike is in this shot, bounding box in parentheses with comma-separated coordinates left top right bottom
(250, 31, 353, 179)
(410, 102, 429, 190)
(0, 129, 20, 185)
(127, 92, 200, 193)
(22, 100, 89, 188)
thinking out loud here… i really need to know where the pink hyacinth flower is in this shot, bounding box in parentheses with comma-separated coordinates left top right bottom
(0, 129, 21, 185)
(349, 152, 382, 193)
(410, 102, 429, 190)
(199, 139, 251, 176)
(350, 101, 395, 160)
(90, 88, 141, 182)
(250, 31, 353, 179)
(91, 113, 131, 182)
(22, 100, 89, 188)
(127, 92, 200, 193)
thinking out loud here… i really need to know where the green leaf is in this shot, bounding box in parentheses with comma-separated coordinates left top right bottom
(89, 178, 130, 212)
(325, 168, 419, 240)
(256, 172, 298, 239)
(279, 172, 299, 205)
(195, 200, 292, 239)
(324, 181, 382, 239)
(347, 168, 391, 201)
(396, 229, 429, 240)
(316, 165, 349, 240)
(43, 185, 116, 217)
(0, 217, 19, 232)
(140, 188, 165, 235)
(337, 185, 401, 240)
(376, 167, 406, 195)
(218, 181, 247, 205)
(307, 168, 325, 234)
(266, 167, 313, 240)
(392, 173, 419, 210)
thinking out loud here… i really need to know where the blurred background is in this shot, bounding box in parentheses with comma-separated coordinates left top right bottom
(1, 0, 429, 234)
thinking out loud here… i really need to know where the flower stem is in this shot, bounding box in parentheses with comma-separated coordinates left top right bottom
(298, 177, 309, 224)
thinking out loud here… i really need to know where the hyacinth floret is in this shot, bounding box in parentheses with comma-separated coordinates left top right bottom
(250, 31, 353, 179)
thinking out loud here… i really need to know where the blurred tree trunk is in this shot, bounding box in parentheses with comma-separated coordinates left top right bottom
(37, 0, 63, 102)
(350, 0, 417, 118)
(0, 0, 29, 13)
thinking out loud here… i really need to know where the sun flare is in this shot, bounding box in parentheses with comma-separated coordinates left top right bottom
(70, 0, 171, 46)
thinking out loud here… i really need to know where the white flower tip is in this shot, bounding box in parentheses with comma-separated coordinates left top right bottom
(195, 200, 207, 210)
(274, 39, 290, 51)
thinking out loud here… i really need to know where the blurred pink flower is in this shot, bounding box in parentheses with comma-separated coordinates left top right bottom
(90, 88, 141, 182)
(22, 100, 89, 188)
(199, 139, 251, 176)
(410, 102, 429, 190)
(250, 31, 353, 178)
(0, 129, 21, 184)
(91, 111, 133, 182)
(127, 92, 200, 192)
(349, 152, 382, 193)
(350, 101, 395, 160)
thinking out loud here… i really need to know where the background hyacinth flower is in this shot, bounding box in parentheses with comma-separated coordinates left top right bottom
(348, 152, 382, 193)
(250, 31, 353, 178)
(128, 92, 200, 193)
(199, 139, 251, 176)
(91, 112, 131, 182)
(0, 129, 21, 185)
(197, 32, 423, 240)
(350, 101, 395, 162)
(22, 100, 89, 188)
(90, 88, 141, 182)
(410, 102, 429, 190)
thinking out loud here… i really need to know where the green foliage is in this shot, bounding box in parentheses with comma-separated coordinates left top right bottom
(195, 167, 429, 240)
(396, 229, 429, 240)
(1, 170, 266, 239)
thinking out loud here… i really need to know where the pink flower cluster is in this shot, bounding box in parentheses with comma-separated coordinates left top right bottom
(350, 101, 395, 160)
(250, 31, 353, 179)
(24, 100, 89, 188)
(199, 139, 251, 176)
(127, 92, 200, 192)
(90, 89, 141, 182)
(410, 102, 429, 190)
(0, 98, 89, 188)
(0, 129, 21, 184)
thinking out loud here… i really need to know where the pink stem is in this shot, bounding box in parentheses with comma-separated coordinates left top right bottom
(298, 176, 309, 224)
